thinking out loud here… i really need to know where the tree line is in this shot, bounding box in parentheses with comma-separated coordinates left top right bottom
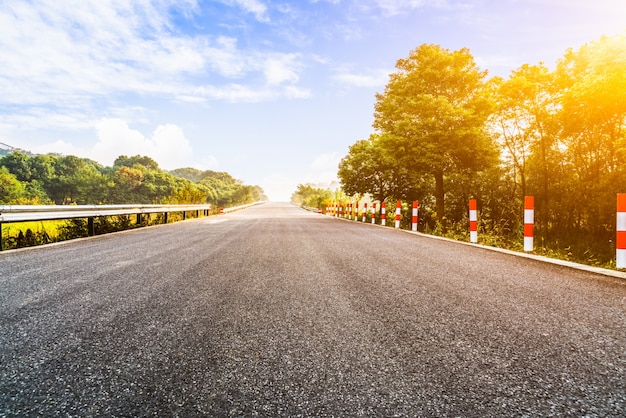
(333, 34, 625, 267)
(0, 152, 266, 208)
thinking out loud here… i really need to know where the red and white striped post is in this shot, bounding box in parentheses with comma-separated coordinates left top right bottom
(381, 202, 387, 226)
(362, 203, 367, 222)
(394, 201, 401, 229)
(617, 194, 626, 269)
(411, 201, 419, 232)
(524, 196, 534, 252)
(469, 199, 478, 243)
(355, 202, 359, 221)
(372, 203, 377, 224)
(349, 203, 353, 220)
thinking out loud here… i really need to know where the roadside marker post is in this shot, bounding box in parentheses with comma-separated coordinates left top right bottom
(362, 203, 367, 223)
(395, 201, 401, 229)
(469, 199, 478, 243)
(372, 203, 377, 224)
(381, 202, 386, 226)
(617, 194, 626, 269)
(411, 201, 419, 232)
(524, 196, 534, 252)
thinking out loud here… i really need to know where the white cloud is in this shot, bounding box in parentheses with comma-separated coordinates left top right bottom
(28, 118, 205, 171)
(373, 0, 450, 16)
(332, 68, 390, 88)
(224, 0, 269, 22)
(263, 54, 301, 85)
(306, 152, 341, 183)
(0, 1, 306, 108)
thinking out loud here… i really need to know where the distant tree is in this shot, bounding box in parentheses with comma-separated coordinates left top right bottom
(291, 184, 332, 208)
(169, 167, 205, 183)
(114, 155, 160, 170)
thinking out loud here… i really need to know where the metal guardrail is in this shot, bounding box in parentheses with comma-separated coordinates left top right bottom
(0, 204, 212, 251)
(0, 201, 269, 250)
(0, 204, 213, 223)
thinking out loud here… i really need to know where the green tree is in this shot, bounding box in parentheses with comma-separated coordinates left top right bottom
(0, 152, 32, 181)
(373, 44, 497, 222)
(0, 166, 25, 204)
(554, 34, 626, 237)
(338, 133, 427, 203)
(114, 155, 160, 170)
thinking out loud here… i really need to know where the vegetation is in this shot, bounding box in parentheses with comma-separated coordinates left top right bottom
(337, 35, 626, 267)
(0, 153, 265, 206)
(1, 153, 266, 249)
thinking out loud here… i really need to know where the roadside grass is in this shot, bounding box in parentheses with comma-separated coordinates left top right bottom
(1, 211, 209, 251)
(1, 220, 63, 250)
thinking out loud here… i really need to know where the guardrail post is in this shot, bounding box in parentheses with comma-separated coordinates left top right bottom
(164, 212, 168, 224)
(183, 211, 186, 220)
(0, 222, 3, 251)
(137, 213, 142, 225)
(87, 217, 95, 237)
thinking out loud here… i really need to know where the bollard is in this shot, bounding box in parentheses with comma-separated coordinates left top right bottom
(381, 202, 386, 226)
(395, 201, 401, 229)
(617, 194, 626, 268)
(362, 203, 367, 222)
(524, 196, 534, 252)
(469, 199, 478, 243)
(372, 203, 376, 224)
(411, 201, 419, 232)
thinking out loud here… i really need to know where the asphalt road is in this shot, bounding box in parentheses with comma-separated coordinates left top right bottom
(1, 202, 624, 417)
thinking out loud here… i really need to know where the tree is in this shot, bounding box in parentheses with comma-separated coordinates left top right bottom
(291, 184, 332, 208)
(554, 34, 626, 236)
(373, 44, 497, 222)
(114, 155, 160, 170)
(0, 152, 32, 181)
(0, 167, 25, 204)
(338, 133, 427, 202)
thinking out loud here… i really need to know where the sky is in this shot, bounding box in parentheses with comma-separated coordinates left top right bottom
(1, 0, 625, 201)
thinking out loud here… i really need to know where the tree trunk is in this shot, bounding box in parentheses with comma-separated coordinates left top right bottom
(434, 171, 445, 225)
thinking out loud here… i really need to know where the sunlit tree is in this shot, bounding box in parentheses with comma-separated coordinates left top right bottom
(373, 44, 497, 222)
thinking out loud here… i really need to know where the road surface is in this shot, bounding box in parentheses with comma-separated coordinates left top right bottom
(1, 202, 624, 416)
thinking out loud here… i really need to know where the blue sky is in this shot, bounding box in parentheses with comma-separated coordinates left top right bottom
(1, 0, 625, 201)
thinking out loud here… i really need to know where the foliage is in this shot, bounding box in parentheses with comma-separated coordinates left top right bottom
(336, 35, 626, 267)
(373, 44, 498, 222)
(0, 153, 265, 207)
(291, 184, 334, 210)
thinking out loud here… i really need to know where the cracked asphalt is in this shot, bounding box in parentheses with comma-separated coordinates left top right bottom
(1, 202, 625, 417)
